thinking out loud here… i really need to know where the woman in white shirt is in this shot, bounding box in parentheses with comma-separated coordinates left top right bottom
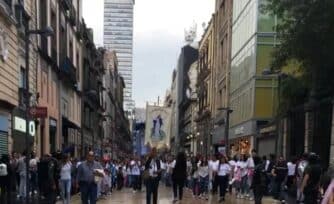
(198, 157, 209, 200)
(217, 156, 231, 202)
(287, 157, 297, 189)
(60, 154, 72, 204)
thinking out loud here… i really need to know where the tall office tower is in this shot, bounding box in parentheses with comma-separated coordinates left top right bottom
(104, 0, 135, 113)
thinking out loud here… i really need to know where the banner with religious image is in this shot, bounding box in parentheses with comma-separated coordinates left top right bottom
(145, 105, 171, 149)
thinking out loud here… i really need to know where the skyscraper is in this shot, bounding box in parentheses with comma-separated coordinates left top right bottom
(104, 0, 135, 112)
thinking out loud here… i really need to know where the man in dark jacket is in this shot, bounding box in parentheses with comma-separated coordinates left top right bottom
(38, 154, 59, 204)
(171, 152, 187, 202)
(272, 156, 288, 201)
(144, 148, 161, 204)
(251, 156, 266, 204)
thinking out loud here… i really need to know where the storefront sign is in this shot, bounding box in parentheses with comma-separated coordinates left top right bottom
(29, 107, 47, 118)
(29, 121, 35, 136)
(260, 125, 276, 134)
(235, 126, 244, 135)
(14, 117, 35, 136)
(14, 117, 26, 133)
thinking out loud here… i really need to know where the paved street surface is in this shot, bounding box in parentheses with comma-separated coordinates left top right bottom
(56, 186, 284, 204)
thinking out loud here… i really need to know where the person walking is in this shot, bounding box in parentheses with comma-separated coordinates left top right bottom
(60, 154, 72, 204)
(209, 155, 219, 194)
(76, 151, 104, 204)
(217, 156, 231, 202)
(296, 153, 308, 203)
(144, 148, 162, 204)
(29, 152, 38, 197)
(301, 153, 322, 204)
(171, 152, 187, 202)
(0, 154, 12, 204)
(272, 156, 288, 202)
(198, 157, 209, 200)
(17, 151, 27, 200)
(251, 156, 266, 204)
(131, 158, 141, 193)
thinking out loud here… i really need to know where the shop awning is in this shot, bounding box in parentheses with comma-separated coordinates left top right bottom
(62, 117, 80, 130)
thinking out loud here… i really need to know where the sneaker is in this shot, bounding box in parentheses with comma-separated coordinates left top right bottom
(218, 197, 225, 202)
(172, 198, 178, 203)
(249, 197, 254, 201)
(133, 190, 137, 193)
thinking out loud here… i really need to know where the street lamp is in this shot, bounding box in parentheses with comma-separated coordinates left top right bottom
(24, 21, 53, 203)
(217, 107, 233, 156)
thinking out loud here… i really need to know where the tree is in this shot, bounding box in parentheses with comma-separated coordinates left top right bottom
(264, 0, 334, 99)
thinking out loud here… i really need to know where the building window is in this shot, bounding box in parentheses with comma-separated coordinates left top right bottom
(69, 39, 73, 62)
(19, 67, 26, 88)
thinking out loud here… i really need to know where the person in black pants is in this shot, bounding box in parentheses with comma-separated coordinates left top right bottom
(145, 148, 161, 204)
(0, 154, 12, 204)
(217, 156, 231, 202)
(171, 152, 187, 202)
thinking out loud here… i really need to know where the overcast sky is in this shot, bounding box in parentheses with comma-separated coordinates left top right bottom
(83, 0, 214, 108)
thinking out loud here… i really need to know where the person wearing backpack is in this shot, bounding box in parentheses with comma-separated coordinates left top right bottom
(251, 156, 266, 204)
(0, 154, 12, 204)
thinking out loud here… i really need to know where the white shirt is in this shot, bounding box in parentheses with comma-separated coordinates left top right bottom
(198, 165, 209, 178)
(60, 162, 72, 180)
(217, 163, 231, 176)
(236, 161, 247, 177)
(209, 160, 219, 172)
(265, 160, 270, 171)
(287, 162, 296, 176)
(247, 157, 255, 169)
(148, 159, 158, 177)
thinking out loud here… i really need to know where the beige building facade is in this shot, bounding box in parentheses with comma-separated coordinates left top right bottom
(0, 1, 39, 155)
(211, 0, 233, 152)
(196, 17, 216, 156)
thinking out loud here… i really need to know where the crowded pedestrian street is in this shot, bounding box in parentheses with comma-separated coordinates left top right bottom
(1, 0, 334, 204)
(55, 187, 282, 204)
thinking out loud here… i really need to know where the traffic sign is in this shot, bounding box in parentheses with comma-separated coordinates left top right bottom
(29, 107, 47, 118)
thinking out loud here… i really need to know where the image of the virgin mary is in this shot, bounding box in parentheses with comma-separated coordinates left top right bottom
(151, 115, 165, 141)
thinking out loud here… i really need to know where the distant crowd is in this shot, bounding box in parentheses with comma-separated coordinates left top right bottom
(0, 149, 334, 204)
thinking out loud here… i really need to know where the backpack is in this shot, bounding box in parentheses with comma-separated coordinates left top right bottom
(0, 163, 8, 176)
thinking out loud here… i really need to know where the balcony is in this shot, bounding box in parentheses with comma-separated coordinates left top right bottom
(60, 57, 77, 85)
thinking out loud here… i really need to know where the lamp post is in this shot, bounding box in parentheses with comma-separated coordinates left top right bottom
(24, 15, 53, 203)
(217, 107, 233, 156)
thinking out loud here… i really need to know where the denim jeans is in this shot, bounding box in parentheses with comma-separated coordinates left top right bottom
(79, 182, 97, 204)
(241, 175, 249, 195)
(199, 176, 209, 195)
(60, 179, 71, 204)
(19, 173, 26, 198)
(146, 177, 159, 204)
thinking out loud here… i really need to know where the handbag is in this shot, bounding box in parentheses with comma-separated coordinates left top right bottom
(143, 169, 150, 181)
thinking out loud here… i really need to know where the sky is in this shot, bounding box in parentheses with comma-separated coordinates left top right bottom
(83, 0, 214, 108)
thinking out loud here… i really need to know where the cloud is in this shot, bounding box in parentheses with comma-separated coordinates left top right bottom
(83, 0, 214, 107)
